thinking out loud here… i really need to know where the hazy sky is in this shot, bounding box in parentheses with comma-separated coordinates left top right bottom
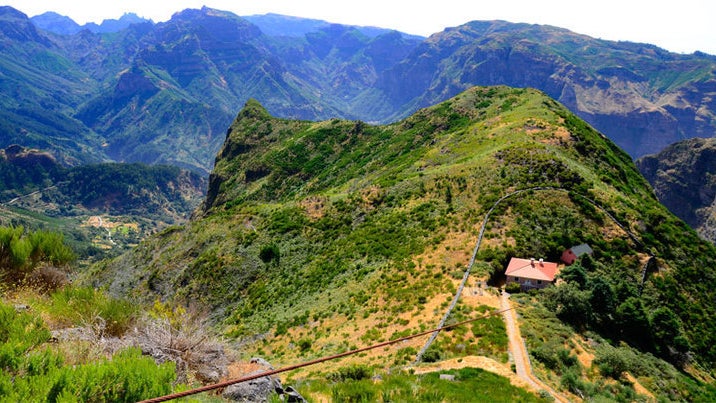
(6, 0, 716, 55)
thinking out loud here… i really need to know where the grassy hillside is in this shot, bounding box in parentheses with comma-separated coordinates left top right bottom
(86, 86, 716, 400)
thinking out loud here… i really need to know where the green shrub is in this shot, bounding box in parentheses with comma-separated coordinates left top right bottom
(48, 348, 175, 402)
(298, 338, 312, 352)
(594, 347, 628, 379)
(0, 302, 51, 372)
(259, 244, 280, 265)
(505, 282, 522, 293)
(360, 328, 381, 343)
(421, 346, 444, 363)
(327, 365, 372, 382)
(0, 226, 74, 286)
(560, 367, 588, 397)
(0, 348, 175, 402)
(44, 286, 137, 337)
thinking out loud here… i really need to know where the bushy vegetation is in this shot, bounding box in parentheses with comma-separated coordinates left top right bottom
(0, 301, 175, 401)
(540, 257, 691, 363)
(301, 367, 548, 402)
(0, 225, 74, 288)
(516, 294, 716, 401)
(38, 286, 138, 337)
(326, 364, 373, 382)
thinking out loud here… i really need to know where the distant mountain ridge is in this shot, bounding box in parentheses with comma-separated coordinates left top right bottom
(243, 13, 424, 40)
(31, 11, 151, 35)
(373, 20, 716, 156)
(1, 6, 715, 174)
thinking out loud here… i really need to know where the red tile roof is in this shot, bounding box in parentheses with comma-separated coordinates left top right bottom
(505, 257, 559, 282)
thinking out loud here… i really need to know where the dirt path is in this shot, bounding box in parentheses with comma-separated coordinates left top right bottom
(501, 291, 570, 403)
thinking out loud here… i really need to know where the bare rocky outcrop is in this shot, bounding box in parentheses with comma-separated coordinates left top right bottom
(221, 358, 306, 403)
(222, 369, 282, 403)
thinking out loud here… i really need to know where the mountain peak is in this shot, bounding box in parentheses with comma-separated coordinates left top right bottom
(0, 6, 28, 20)
(30, 11, 81, 35)
(170, 6, 241, 22)
(84, 12, 152, 33)
(0, 6, 49, 44)
(238, 99, 271, 121)
(163, 7, 262, 42)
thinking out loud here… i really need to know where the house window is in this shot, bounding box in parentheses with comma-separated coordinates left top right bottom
(537, 280, 542, 284)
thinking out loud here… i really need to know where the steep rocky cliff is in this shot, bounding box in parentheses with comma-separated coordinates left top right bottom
(637, 137, 716, 242)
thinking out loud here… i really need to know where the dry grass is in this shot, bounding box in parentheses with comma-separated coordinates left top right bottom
(625, 372, 656, 401)
(134, 309, 229, 384)
(299, 196, 328, 220)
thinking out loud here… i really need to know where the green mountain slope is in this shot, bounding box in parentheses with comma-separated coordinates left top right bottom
(0, 7, 106, 165)
(85, 87, 716, 399)
(637, 137, 716, 243)
(0, 146, 206, 259)
(375, 20, 716, 157)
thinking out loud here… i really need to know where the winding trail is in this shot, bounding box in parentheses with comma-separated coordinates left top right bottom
(501, 291, 570, 402)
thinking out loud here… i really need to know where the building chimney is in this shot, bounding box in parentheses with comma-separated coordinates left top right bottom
(530, 258, 534, 266)
(539, 258, 544, 265)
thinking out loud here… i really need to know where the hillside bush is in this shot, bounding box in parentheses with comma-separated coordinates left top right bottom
(0, 301, 176, 401)
(0, 302, 50, 372)
(505, 282, 521, 293)
(259, 244, 280, 265)
(421, 345, 444, 363)
(42, 286, 138, 337)
(0, 226, 74, 287)
(327, 364, 372, 382)
(0, 347, 175, 402)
